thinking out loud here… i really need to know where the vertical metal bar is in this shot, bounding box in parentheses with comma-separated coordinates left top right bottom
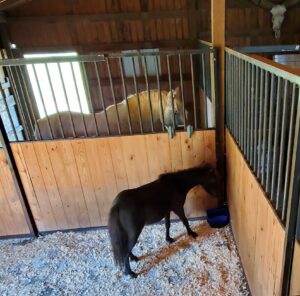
(31, 65, 53, 139)
(238, 57, 242, 146)
(233, 56, 236, 139)
(18, 66, 41, 140)
(6, 66, 30, 140)
(0, 116, 39, 237)
(261, 71, 270, 187)
(249, 64, 255, 164)
(94, 61, 110, 135)
(257, 68, 264, 179)
(271, 77, 282, 202)
(166, 55, 176, 128)
(243, 61, 248, 153)
(201, 53, 208, 128)
(280, 90, 300, 296)
(178, 54, 187, 129)
(106, 58, 121, 135)
(155, 56, 164, 131)
(282, 84, 297, 221)
(45, 64, 65, 138)
(231, 55, 235, 135)
(131, 56, 143, 134)
(190, 54, 197, 129)
(70, 62, 88, 137)
(81, 61, 99, 137)
(266, 74, 275, 194)
(57, 63, 76, 138)
(276, 80, 289, 211)
(246, 62, 251, 161)
(119, 57, 132, 134)
(143, 56, 154, 133)
(253, 67, 259, 172)
(225, 52, 228, 128)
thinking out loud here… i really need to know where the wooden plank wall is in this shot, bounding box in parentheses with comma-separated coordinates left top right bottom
(0, 149, 30, 236)
(226, 129, 285, 296)
(11, 130, 217, 232)
(290, 241, 300, 296)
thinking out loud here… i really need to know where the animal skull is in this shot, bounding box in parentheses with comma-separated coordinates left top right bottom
(251, 0, 300, 39)
(270, 5, 287, 38)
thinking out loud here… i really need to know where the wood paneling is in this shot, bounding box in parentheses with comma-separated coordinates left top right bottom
(12, 130, 217, 232)
(290, 241, 300, 296)
(0, 149, 30, 236)
(226, 129, 285, 296)
(5, 0, 211, 53)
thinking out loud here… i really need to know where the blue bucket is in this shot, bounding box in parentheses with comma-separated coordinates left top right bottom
(207, 205, 230, 228)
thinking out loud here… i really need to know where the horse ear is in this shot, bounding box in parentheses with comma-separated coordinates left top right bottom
(175, 86, 181, 99)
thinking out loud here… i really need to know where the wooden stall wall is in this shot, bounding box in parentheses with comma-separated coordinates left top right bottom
(0, 149, 30, 236)
(226, 129, 285, 296)
(226, 0, 300, 48)
(290, 241, 300, 296)
(11, 130, 217, 232)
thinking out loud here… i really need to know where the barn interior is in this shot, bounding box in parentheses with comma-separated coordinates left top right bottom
(0, 0, 299, 295)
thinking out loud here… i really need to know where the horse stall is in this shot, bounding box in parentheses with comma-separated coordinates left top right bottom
(0, 1, 252, 291)
(225, 46, 300, 296)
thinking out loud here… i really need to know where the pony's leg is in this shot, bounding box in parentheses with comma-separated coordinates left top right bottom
(125, 255, 137, 278)
(165, 212, 175, 243)
(129, 252, 139, 261)
(173, 207, 198, 238)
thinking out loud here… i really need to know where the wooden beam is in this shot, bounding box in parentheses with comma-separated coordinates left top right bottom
(16, 39, 198, 54)
(7, 10, 202, 24)
(211, 0, 225, 201)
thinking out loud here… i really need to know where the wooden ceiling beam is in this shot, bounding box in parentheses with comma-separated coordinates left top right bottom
(6, 10, 203, 24)
(15, 39, 198, 54)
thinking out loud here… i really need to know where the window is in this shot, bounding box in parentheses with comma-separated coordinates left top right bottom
(122, 49, 161, 77)
(25, 52, 90, 118)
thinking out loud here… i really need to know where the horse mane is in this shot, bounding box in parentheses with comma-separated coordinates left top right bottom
(158, 166, 213, 183)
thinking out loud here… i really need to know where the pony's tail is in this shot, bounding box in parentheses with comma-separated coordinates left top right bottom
(108, 205, 128, 267)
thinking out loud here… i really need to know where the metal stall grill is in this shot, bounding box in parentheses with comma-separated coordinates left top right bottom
(225, 47, 300, 227)
(0, 48, 215, 142)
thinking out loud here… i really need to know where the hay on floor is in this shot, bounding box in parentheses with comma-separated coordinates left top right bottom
(0, 221, 249, 295)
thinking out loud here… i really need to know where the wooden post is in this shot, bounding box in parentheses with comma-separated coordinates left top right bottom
(211, 0, 226, 201)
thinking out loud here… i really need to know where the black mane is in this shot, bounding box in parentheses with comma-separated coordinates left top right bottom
(158, 165, 213, 183)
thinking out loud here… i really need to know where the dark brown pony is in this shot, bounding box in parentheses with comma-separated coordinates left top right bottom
(108, 166, 220, 277)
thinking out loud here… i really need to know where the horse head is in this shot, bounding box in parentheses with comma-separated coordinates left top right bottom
(163, 86, 188, 128)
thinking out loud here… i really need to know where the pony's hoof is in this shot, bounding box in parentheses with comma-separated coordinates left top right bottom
(166, 237, 175, 243)
(125, 270, 138, 278)
(130, 254, 139, 262)
(189, 231, 198, 238)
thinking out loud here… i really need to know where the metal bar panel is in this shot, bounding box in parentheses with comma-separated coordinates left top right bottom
(178, 54, 186, 129)
(261, 71, 270, 187)
(6, 66, 30, 140)
(81, 61, 99, 137)
(225, 47, 300, 85)
(266, 74, 275, 195)
(271, 77, 282, 202)
(57, 63, 76, 138)
(45, 64, 65, 138)
(190, 54, 197, 129)
(143, 56, 154, 132)
(276, 80, 290, 210)
(18, 66, 41, 140)
(94, 62, 110, 135)
(119, 57, 132, 134)
(70, 62, 88, 137)
(201, 53, 208, 128)
(131, 57, 143, 134)
(243, 61, 248, 153)
(106, 58, 121, 135)
(252, 66, 259, 169)
(282, 84, 297, 221)
(167, 55, 176, 128)
(154, 56, 164, 131)
(31, 64, 54, 139)
(249, 64, 255, 165)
